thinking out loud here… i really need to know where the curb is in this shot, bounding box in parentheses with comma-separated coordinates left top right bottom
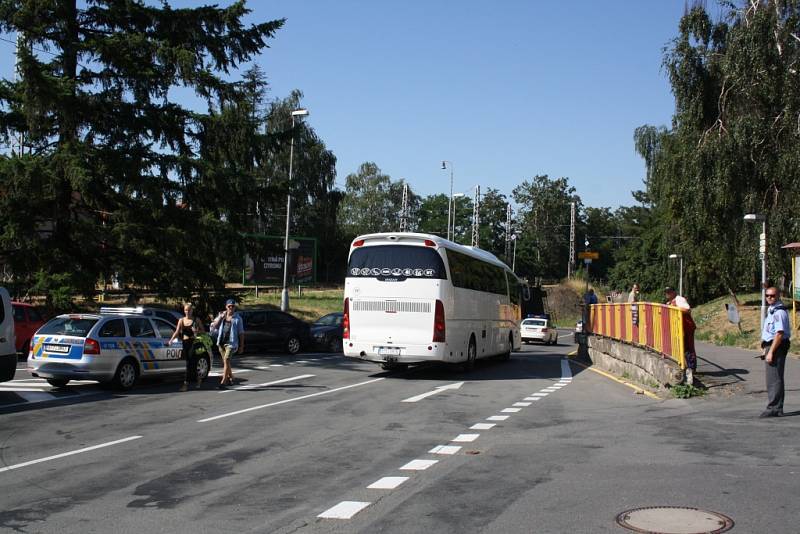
(566, 350, 661, 400)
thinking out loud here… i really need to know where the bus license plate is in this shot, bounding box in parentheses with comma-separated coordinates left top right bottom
(377, 347, 400, 357)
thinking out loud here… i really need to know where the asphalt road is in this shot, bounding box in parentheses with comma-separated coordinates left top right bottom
(1, 331, 798, 533)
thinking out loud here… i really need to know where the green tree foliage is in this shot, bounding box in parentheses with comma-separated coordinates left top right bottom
(337, 162, 420, 242)
(622, 1, 800, 300)
(417, 194, 449, 238)
(477, 188, 509, 258)
(0, 0, 283, 302)
(513, 175, 580, 281)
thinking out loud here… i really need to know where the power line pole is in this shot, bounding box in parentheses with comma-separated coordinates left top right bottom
(505, 203, 513, 263)
(568, 201, 576, 279)
(399, 182, 409, 232)
(471, 185, 480, 247)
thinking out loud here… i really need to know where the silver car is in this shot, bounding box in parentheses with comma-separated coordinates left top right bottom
(27, 312, 210, 390)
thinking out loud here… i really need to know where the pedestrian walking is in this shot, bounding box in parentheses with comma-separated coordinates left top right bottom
(210, 298, 245, 389)
(760, 286, 791, 418)
(665, 287, 697, 384)
(628, 283, 640, 303)
(169, 303, 205, 391)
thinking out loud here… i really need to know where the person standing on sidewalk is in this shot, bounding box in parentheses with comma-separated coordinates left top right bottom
(760, 286, 791, 418)
(665, 287, 697, 384)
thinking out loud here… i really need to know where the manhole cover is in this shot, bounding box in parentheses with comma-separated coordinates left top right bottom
(616, 506, 734, 534)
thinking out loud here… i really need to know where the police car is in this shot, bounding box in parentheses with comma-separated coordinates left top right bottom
(521, 315, 559, 345)
(27, 310, 211, 390)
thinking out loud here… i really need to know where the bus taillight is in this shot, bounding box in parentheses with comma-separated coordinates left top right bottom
(343, 299, 350, 339)
(433, 299, 445, 342)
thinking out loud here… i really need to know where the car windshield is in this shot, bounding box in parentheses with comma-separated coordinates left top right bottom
(38, 317, 98, 337)
(522, 319, 547, 327)
(314, 314, 342, 326)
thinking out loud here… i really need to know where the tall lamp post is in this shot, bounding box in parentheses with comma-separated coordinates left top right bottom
(441, 160, 454, 241)
(744, 213, 767, 331)
(281, 108, 309, 312)
(669, 253, 683, 296)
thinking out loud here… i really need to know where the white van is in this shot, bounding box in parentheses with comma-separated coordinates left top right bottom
(0, 287, 16, 382)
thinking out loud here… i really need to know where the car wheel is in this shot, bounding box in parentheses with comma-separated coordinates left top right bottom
(196, 355, 210, 382)
(113, 358, 139, 391)
(18, 339, 30, 360)
(286, 335, 301, 355)
(328, 337, 343, 353)
(462, 336, 477, 372)
(46, 378, 70, 388)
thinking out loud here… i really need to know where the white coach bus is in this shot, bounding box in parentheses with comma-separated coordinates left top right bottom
(343, 232, 523, 370)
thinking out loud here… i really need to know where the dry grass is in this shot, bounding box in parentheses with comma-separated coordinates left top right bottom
(238, 288, 344, 322)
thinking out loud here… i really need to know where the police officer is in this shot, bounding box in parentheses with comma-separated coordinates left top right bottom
(760, 286, 791, 418)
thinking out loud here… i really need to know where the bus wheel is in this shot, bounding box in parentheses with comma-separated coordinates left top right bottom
(462, 337, 477, 372)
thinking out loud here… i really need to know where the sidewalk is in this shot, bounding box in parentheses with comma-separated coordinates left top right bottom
(694, 340, 799, 397)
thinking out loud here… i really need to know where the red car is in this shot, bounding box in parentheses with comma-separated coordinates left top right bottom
(12, 302, 45, 355)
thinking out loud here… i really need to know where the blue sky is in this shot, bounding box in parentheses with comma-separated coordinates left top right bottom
(0, 1, 688, 209)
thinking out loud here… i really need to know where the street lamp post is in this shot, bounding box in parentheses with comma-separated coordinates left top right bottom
(744, 213, 767, 331)
(669, 253, 683, 296)
(281, 108, 309, 312)
(441, 161, 454, 241)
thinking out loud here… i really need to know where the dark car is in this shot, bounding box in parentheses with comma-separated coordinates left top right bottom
(311, 312, 344, 353)
(237, 309, 311, 355)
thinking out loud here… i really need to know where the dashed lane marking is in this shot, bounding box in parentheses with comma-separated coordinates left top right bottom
(513, 402, 532, 407)
(429, 445, 461, 455)
(318, 501, 371, 519)
(452, 434, 479, 443)
(470, 423, 495, 430)
(399, 459, 438, 471)
(367, 476, 408, 490)
(501, 407, 521, 413)
(487, 415, 509, 421)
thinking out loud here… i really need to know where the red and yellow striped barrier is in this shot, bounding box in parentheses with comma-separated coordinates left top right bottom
(588, 303, 686, 369)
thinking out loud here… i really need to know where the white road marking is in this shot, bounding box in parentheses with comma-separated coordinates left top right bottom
(219, 374, 315, 393)
(197, 377, 385, 422)
(255, 366, 272, 370)
(532, 392, 548, 397)
(513, 402, 531, 407)
(367, 476, 408, 489)
(523, 397, 542, 401)
(541, 388, 558, 392)
(401, 382, 464, 403)
(487, 415, 509, 421)
(208, 369, 253, 377)
(470, 423, 495, 430)
(295, 360, 310, 364)
(0, 435, 142, 474)
(318, 501, 371, 519)
(400, 459, 438, 471)
(429, 445, 461, 455)
(452, 434, 479, 443)
(270, 364, 284, 367)
(501, 408, 521, 413)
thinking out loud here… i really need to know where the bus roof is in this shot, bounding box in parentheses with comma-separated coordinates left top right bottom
(350, 232, 514, 273)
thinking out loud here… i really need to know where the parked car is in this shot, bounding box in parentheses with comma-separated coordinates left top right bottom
(0, 287, 15, 382)
(12, 302, 46, 357)
(27, 312, 210, 390)
(99, 306, 182, 327)
(236, 309, 311, 355)
(521, 315, 558, 345)
(311, 312, 344, 353)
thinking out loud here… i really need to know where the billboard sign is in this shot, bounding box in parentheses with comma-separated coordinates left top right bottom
(242, 235, 316, 285)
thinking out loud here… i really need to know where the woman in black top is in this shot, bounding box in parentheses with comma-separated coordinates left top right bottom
(169, 303, 205, 391)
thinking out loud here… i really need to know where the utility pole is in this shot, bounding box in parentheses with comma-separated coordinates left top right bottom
(399, 182, 409, 232)
(13, 32, 25, 156)
(505, 203, 513, 264)
(568, 201, 576, 279)
(471, 185, 480, 247)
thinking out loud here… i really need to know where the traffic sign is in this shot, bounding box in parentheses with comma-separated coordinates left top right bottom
(578, 251, 599, 260)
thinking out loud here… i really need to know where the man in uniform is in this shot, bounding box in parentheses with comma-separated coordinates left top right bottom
(760, 286, 791, 418)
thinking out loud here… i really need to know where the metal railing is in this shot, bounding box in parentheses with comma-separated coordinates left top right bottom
(588, 302, 686, 369)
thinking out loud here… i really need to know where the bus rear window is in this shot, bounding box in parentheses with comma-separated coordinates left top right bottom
(348, 245, 447, 281)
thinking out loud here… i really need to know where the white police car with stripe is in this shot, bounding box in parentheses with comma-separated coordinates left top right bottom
(27, 312, 210, 390)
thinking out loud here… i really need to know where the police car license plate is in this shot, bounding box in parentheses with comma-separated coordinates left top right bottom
(377, 347, 401, 357)
(44, 344, 70, 354)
